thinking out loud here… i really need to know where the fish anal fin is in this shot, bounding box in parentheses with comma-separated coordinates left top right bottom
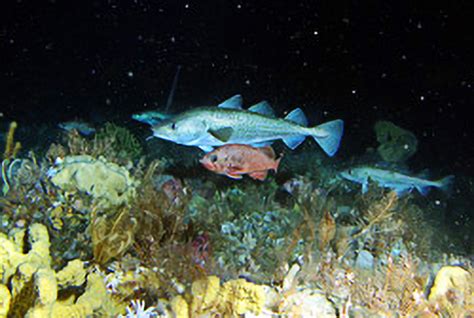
(283, 135, 306, 149)
(249, 170, 268, 181)
(218, 95, 243, 109)
(225, 172, 243, 179)
(248, 101, 275, 117)
(208, 127, 233, 142)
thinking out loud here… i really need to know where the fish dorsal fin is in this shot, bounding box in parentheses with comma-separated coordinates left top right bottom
(208, 127, 234, 142)
(248, 101, 275, 117)
(284, 108, 308, 126)
(259, 146, 276, 159)
(218, 95, 243, 109)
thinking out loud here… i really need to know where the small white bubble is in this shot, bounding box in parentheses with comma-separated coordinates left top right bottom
(313, 30, 318, 35)
(403, 144, 409, 149)
(352, 89, 356, 94)
(435, 200, 441, 205)
(245, 79, 250, 85)
(127, 71, 134, 77)
(420, 96, 424, 101)
(237, 4, 241, 9)
(184, 3, 189, 8)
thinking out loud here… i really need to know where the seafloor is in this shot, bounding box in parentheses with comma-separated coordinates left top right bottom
(0, 121, 472, 317)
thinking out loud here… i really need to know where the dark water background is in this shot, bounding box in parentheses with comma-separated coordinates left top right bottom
(0, 1, 472, 176)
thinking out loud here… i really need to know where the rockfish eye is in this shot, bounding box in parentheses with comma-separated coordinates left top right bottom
(210, 154, 218, 162)
(171, 122, 176, 129)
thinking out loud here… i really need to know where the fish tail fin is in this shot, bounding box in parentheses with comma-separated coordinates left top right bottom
(309, 119, 344, 156)
(438, 175, 455, 193)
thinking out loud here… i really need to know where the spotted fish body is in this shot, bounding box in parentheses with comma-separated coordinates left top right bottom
(151, 95, 344, 156)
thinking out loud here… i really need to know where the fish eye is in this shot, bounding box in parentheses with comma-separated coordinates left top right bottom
(171, 122, 176, 129)
(210, 154, 218, 162)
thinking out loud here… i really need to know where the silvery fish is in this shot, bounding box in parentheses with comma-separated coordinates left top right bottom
(151, 94, 344, 156)
(58, 121, 96, 136)
(132, 111, 173, 126)
(339, 166, 454, 195)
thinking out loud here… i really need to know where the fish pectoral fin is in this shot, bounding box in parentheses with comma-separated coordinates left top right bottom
(208, 127, 234, 142)
(249, 170, 268, 181)
(226, 165, 244, 173)
(259, 146, 276, 159)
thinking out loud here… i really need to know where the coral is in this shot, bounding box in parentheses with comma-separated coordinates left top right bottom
(1, 152, 41, 196)
(219, 278, 266, 315)
(318, 209, 336, 252)
(3, 121, 21, 160)
(177, 276, 265, 316)
(374, 120, 418, 163)
(186, 183, 303, 278)
(119, 299, 157, 318)
(94, 122, 143, 163)
(278, 289, 336, 317)
(91, 207, 138, 265)
(170, 295, 189, 317)
(0, 223, 124, 317)
(48, 155, 138, 208)
(428, 265, 471, 303)
(0, 284, 10, 318)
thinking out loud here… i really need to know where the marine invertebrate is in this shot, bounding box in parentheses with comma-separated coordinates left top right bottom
(0, 223, 124, 317)
(374, 120, 417, 163)
(2, 121, 21, 160)
(94, 122, 143, 163)
(48, 155, 138, 208)
(119, 299, 157, 318)
(428, 265, 471, 304)
(178, 275, 266, 316)
(91, 207, 138, 265)
(1, 152, 41, 196)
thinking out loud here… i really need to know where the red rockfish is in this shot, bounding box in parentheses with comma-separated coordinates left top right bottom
(199, 144, 282, 181)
